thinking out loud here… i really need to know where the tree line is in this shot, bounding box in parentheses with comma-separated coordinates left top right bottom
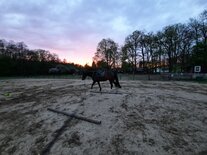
(93, 10, 207, 73)
(0, 40, 81, 76)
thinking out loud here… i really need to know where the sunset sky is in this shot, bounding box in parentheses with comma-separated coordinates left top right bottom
(0, 0, 206, 65)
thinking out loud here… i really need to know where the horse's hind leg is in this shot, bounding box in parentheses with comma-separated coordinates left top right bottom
(98, 82, 102, 91)
(113, 80, 118, 87)
(91, 81, 96, 89)
(109, 80, 113, 89)
(113, 80, 121, 88)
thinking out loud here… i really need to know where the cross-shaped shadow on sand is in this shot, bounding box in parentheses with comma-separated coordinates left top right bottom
(40, 117, 74, 155)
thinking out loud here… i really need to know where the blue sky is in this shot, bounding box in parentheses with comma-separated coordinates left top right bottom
(0, 0, 206, 65)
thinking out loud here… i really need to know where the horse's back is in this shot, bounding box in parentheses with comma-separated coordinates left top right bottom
(92, 69, 115, 81)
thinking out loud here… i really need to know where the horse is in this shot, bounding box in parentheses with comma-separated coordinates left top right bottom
(82, 69, 121, 91)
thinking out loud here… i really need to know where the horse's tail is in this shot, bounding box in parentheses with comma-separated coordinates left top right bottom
(114, 71, 121, 88)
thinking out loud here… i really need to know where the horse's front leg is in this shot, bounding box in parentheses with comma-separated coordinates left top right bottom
(98, 82, 102, 91)
(91, 81, 96, 89)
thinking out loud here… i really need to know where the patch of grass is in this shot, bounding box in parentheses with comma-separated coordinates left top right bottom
(197, 80, 207, 84)
(194, 78, 207, 84)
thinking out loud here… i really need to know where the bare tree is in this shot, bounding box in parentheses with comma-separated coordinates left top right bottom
(93, 38, 119, 69)
(124, 30, 142, 73)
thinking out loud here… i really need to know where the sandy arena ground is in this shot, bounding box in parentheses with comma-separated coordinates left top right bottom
(0, 78, 207, 155)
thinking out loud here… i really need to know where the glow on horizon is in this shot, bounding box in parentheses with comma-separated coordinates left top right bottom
(51, 46, 95, 66)
(58, 52, 93, 66)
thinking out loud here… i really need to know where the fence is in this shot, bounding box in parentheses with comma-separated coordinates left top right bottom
(118, 73, 207, 81)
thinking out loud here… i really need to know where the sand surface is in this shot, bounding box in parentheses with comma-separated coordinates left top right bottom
(0, 79, 207, 155)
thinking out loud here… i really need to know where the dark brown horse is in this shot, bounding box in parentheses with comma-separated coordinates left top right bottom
(82, 69, 121, 91)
